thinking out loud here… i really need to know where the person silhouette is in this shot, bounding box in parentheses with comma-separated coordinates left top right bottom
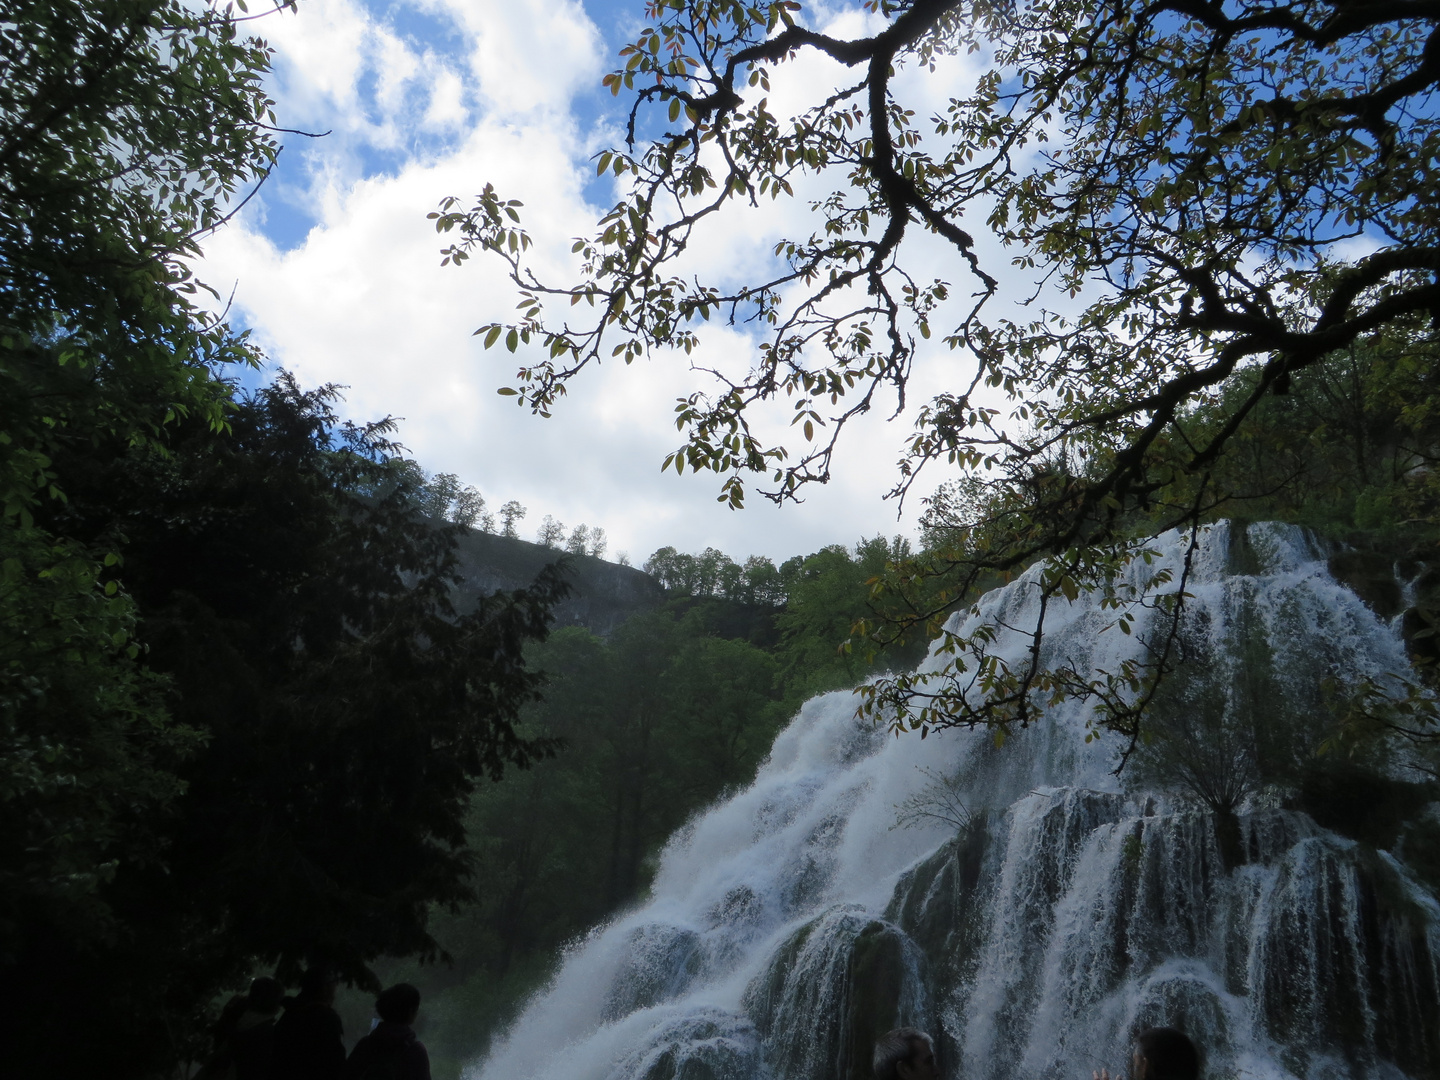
(873, 1028, 940, 1080)
(271, 967, 344, 1080)
(226, 977, 284, 1080)
(1094, 1027, 1199, 1080)
(342, 983, 431, 1080)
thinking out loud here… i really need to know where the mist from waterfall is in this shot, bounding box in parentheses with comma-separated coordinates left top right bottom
(470, 522, 1440, 1080)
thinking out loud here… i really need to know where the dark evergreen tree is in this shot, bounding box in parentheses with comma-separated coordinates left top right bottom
(9, 375, 566, 1077)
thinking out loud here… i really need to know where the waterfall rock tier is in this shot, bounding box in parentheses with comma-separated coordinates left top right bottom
(473, 523, 1440, 1080)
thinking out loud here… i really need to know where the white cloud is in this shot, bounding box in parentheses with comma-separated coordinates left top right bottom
(374, 30, 422, 116)
(422, 66, 469, 131)
(258, 0, 372, 125)
(425, 0, 603, 115)
(203, 0, 1051, 564)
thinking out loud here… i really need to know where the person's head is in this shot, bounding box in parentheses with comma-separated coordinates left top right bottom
(247, 977, 284, 1015)
(1132, 1027, 1199, 1080)
(873, 1028, 938, 1080)
(297, 966, 338, 1005)
(375, 983, 421, 1026)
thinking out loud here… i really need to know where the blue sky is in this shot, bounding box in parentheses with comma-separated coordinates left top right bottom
(251, 0, 641, 254)
(200, 0, 965, 565)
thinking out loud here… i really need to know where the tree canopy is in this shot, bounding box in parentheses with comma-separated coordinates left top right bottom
(438, 0, 1440, 744)
(2, 0, 284, 520)
(1, 3, 570, 1074)
(2, 0, 284, 963)
(9, 375, 568, 1077)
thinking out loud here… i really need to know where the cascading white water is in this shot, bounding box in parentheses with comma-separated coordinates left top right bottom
(471, 523, 1440, 1080)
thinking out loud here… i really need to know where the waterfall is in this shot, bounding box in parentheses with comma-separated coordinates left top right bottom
(471, 522, 1440, 1080)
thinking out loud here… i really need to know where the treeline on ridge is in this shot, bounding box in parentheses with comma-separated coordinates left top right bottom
(359, 337, 1440, 1077)
(346, 532, 931, 1078)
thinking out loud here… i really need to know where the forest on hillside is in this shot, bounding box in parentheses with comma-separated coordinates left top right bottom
(348, 339, 1440, 1079)
(340, 535, 930, 1076)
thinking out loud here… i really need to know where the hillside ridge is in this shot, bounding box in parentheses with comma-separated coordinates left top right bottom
(449, 528, 664, 636)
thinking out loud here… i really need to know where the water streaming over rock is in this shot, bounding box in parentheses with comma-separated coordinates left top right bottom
(472, 523, 1440, 1080)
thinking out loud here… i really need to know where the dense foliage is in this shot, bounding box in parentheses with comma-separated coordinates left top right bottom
(7, 377, 566, 1077)
(1, 0, 281, 519)
(439, 0, 1440, 742)
(644, 535, 929, 693)
(1, 4, 568, 1075)
(1, 0, 282, 965)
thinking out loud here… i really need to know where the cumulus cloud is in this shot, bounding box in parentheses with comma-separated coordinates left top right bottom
(422, 66, 469, 131)
(425, 0, 602, 115)
(200, 0, 1035, 564)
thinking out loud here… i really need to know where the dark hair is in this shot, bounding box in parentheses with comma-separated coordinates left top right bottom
(1135, 1027, 1199, 1080)
(873, 1028, 931, 1080)
(248, 977, 284, 1014)
(297, 966, 336, 1001)
(375, 983, 421, 1025)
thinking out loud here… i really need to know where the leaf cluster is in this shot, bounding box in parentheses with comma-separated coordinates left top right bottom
(443, 0, 1440, 742)
(8, 375, 567, 1077)
(0, 0, 283, 989)
(1, 4, 573, 1073)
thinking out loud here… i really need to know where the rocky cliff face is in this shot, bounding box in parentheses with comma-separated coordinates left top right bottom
(449, 529, 664, 636)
